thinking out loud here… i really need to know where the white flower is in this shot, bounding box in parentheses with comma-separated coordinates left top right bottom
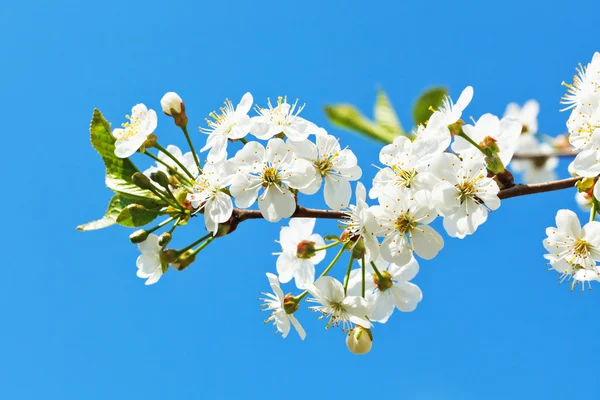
(187, 161, 235, 235)
(160, 92, 183, 115)
(567, 104, 600, 151)
(561, 52, 600, 112)
(370, 135, 437, 199)
(569, 128, 600, 177)
(274, 218, 326, 289)
(306, 276, 372, 329)
(289, 130, 362, 209)
(144, 144, 200, 180)
(370, 189, 443, 265)
(347, 257, 422, 323)
(430, 153, 500, 238)
(452, 113, 522, 167)
(510, 135, 558, 183)
(229, 138, 315, 222)
(421, 86, 473, 152)
(250, 96, 316, 141)
(503, 99, 539, 134)
(346, 326, 373, 354)
(136, 234, 165, 285)
(575, 191, 593, 211)
(259, 273, 306, 340)
(552, 262, 600, 292)
(201, 92, 253, 162)
(113, 104, 158, 158)
(543, 209, 600, 271)
(340, 182, 380, 262)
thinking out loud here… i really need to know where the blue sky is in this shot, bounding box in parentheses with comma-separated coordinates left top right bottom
(1, 0, 600, 399)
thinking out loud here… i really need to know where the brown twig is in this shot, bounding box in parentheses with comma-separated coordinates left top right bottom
(511, 150, 578, 160)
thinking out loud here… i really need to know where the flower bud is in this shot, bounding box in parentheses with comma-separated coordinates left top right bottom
(162, 248, 180, 263)
(346, 326, 373, 355)
(158, 232, 172, 247)
(484, 154, 505, 175)
(296, 240, 317, 259)
(171, 249, 196, 271)
(283, 294, 300, 315)
(160, 92, 188, 128)
(129, 229, 149, 244)
(150, 170, 170, 189)
(132, 172, 154, 190)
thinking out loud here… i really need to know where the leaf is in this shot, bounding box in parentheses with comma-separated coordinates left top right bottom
(116, 204, 160, 228)
(77, 195, 136, 231)
(324, 104, 396, 143)
(89, 109, 158, 200)
(374, 88, 405, 136)
(412, 87, 447, 126)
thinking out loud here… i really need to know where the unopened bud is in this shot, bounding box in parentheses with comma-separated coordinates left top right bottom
(132, 172, 154, 190)
(346, 326, 373, 355)
(150, 170, 170, 189)
(481, 136, 500, 156)
(160, 92, 188, 128)
(158, 232, 172, 247)
(171, 249, 196, 271)
(296, 240, 317, 259)
(283, 294, 300, 315)
(484, 154, 505, 175)
(129, 229, 149, 244)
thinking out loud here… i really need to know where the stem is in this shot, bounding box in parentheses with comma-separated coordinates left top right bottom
(145, 216, 175, 235)
(457, 130, 486, 155)
(314, 241, 341, 251)
(181, 125, 202, 172)
(370, 261, 385, 281)
(168, 216, 181, 234)
(511, 150, 577, 160)
(179, 232, 213, 254)
(591, 199, 598, 222)
(144, 151, 194, 186)
(154, 142, 196, 180)
(189, 236, 214, 256)
(361, 255, 366, 298)
(343, 256, 354, 295)
(238, 137, 248, 145)
(497, 176, 582, 200)
(320, 242, 350, 278)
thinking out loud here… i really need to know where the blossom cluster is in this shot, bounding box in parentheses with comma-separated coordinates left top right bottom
(86, 52, 600, 354)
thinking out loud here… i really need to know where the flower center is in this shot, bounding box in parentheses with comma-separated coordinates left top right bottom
(120, 112, 143, 139)
(373, 270, 394, 292)
(314, 157, 334, 177)
(573, 239, 591, 257)
(261, 166, 281, 187)
(296, 240, 317, 259)
(394, 213, 417, 235)
(391, 166, 417, 188)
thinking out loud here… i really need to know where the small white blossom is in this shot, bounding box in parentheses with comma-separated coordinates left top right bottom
(250, 96, 317, 141)
(452, 113, 522, 167)
(274, 218, 326, 289)
(510, 135, 558, 183)
(160, 92, 183, 115)
(113, 104, 158, 158)
(136, 234, 165, 285)
(307, 276, 372, 329)
(370, 189, 443, 266)
(503, 99, 539, 134)
(347, 257, 422, 323)
(289, 130, 362, 209)
(575, 191, 593, 212)
(187, 161, 235, 235)
(561, 52, 600, 112)
(370, 135, 437, 199)
(201, 92, 253, 162)
(543, 209, 600, 271)
(430, 153, 500, 238)
(229, 139, 315, 222)
(421, 86, 473, 152)
(259, 273, 306, 340)
(340, 182, 380, 262)
(569, 128, 600, 177)
(144, 144, 199, 180)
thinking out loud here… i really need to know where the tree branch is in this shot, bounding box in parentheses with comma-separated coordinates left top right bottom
(511, 150, 577, 160)
(231, 176, 584, 223)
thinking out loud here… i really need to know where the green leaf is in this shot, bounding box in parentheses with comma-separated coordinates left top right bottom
(89, 109, 158, 200)
(412, 87, 447, 126)
(374, 88, 405, 136)
(324, 104, 396, 143)
(77, 195, 136, 231)
(116, 204, 160, 228)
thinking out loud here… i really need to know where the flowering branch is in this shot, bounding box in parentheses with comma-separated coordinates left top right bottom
(511, 150, 577, 160)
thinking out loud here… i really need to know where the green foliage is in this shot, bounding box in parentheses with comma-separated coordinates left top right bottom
(412, 87, 447, 126)
(78, 109, 164, 231)
(116, 204, 160, 228)
(374, 88, 404, 136)
(324, 104, 397, 143)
